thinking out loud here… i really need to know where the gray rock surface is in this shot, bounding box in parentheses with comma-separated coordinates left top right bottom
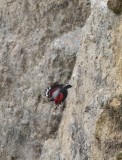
(0, 0, 122, 160)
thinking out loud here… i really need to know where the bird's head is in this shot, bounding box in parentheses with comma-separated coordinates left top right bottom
(63, 84, 72, 90)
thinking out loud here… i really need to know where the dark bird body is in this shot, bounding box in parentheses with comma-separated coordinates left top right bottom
(44, 82, 72, 105)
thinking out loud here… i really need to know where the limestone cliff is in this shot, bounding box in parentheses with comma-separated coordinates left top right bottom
(0, 0, 122, 160)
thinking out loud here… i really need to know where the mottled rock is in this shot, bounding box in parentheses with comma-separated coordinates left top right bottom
(94, 95, 122, 160)
(0, 0, 122, 160)
(107, 0, 122, 14)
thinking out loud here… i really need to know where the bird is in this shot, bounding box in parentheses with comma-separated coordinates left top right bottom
(44, 82, 72, 105)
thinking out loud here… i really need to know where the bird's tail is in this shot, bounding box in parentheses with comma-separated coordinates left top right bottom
(63, 84, 72, 90)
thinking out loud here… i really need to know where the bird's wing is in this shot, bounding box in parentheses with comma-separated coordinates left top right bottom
(55, 93, 64, 104)
(44, 83, 63, 98)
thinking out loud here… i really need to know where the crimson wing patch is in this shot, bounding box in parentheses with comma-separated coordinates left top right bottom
(54, 93, 64, 104)
(44, 83, 64, 98)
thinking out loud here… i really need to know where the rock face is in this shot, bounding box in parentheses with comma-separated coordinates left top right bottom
(0, 0, 122, 160)
(107, 0, 122, 14)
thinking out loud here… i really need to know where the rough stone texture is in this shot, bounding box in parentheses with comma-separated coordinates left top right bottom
(94, 95, 122, 160)
(107, 0, 122, 14)
(0, 0, 122, 160)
